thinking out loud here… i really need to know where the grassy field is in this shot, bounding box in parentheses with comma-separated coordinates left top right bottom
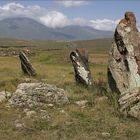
(0, 39, 140, 140)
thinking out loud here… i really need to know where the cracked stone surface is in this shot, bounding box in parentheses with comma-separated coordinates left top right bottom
(19, 51, 36, 77)
(70, 48, 93, 86)
(8, 83, 69, 108)
(108, 12, 140, 119)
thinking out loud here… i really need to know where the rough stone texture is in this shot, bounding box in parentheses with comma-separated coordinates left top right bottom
(19, 51, 36, 76)
(8, 83, 69, 108)
(101, 132, 111, 138)
(0, 91, 6, 102)
(0, 48, 32, 57)
(70, 48, 93, 86)
(75, 100, 88, 107)
(25, 110, 37, 118)
(108, 12, 140, 119)
(0, 91, 12, 102)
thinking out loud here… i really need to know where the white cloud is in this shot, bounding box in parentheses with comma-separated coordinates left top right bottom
(40, 11, 70, 28)
(90, 19, 120, 31)
(73, 17, 90, 26)
(0, 2, 45, 19)
(0, 2, 128, 31)
(57, 0, 88, 7)
(1, 2, 24, 10)
(71, 18, 121, 31)
(0, 2, 70, 28)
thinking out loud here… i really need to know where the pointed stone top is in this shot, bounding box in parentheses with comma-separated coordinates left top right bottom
(119, 11, 138, 31)
(125, 11, 136, 22)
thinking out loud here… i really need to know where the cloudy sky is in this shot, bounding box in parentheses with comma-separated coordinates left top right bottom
(0, 0, 139, 31)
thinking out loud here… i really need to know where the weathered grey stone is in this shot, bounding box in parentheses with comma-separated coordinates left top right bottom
(8, 83, 69, 108)
(19, 51, 36, 76)
(108, 12, 140, 119)
(75, 100, 88, 107)
(40, 109, 50, 119)
(101, 132, 111, 138)
(25, 110, 37, 118)
(15, 119, 25, 129)
(70, 48, 93, 86)
(0, 91, 6, 102)
(0, 91, 12, 102)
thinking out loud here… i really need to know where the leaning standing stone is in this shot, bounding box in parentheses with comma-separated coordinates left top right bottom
(19, 51, 36, 76)
(70, 48, 93, 86)
(108, 12, 140, 119)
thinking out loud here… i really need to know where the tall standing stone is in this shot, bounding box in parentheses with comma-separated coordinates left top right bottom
(108, 12, 140, 119)
(70, 48, 93, 86)
(19, 51, 36, 76)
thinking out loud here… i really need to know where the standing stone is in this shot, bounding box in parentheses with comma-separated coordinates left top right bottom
(70, 48, 93, 86)
(108, 12, 140, 119)
(19, 51, 36, 76)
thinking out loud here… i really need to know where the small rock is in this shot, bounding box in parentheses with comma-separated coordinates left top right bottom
(60, 109, 65, 114)
(81, 106, 86, 109)
(0, 91, 11, 102)
(15, 120, 25, 129)
(5, 92, 12, 99)
(0, 91, 6, 102)
(47, 104, 54, 107)
(15, 123, 25, 129)
(40, 110, 50, 120)
(24, 108, 30, 113)
(75, 100, 88, 107)
(40, 109, 47, 113)
(26, 110, 36, 118)
(102, 132, 111, 138)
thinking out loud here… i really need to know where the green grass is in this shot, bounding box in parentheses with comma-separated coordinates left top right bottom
(0, 39, 140, 140)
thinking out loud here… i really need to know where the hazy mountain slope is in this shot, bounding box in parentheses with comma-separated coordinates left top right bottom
(56, 26, 113, 40)
(0, 18, 74, 40)
(0, 17, 113, 40)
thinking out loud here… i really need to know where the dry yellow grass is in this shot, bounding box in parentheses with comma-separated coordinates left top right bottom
(0, 41, 140, 140)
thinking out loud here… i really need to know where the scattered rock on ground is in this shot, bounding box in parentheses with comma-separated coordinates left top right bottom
(15, 123, 25, 129)
(15, 119, 25, 129)
(60, 109, 66, 114)
(0, 91, 12, 102)
(101, 132, 111, 138)
(75, 100, 88, 107)
(25, 110, 37, 118)
(47, 104, 54, 108)
(40, 110, 50, 120)
(0, 91, 6, 102)
(8, 82, 69, 108)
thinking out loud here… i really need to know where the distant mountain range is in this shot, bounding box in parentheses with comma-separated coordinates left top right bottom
(0, 17, 113, 40)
